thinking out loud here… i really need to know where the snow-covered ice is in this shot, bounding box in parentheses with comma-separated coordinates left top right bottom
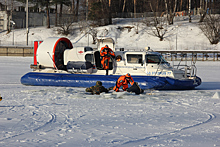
(0, 56, 220, 147)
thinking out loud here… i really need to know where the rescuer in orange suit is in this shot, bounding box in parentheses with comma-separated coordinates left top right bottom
(113, 73, 134, 92)
(100, 45, 115, 75)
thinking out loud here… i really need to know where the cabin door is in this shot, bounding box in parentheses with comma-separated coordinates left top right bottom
(94, 51, 102, 69)
(124, 53, 146, 75)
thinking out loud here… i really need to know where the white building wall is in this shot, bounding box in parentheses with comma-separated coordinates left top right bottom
(0, 11, 8, 31)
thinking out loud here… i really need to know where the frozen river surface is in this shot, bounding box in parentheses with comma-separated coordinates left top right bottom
(0, 56, 220, 147)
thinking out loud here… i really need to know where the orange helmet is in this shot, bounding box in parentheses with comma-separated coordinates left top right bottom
(105, 45, 108, 48)
(125, 73, 131, 79)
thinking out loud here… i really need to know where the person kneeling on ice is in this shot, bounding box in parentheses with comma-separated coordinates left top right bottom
(113, 73, 134, 92)
(86, 81, 109, 95)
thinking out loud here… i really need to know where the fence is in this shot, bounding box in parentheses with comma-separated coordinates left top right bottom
(158, 50, 220, 61)
(0, 46, 32, 56)
(0, 46, 219, 61)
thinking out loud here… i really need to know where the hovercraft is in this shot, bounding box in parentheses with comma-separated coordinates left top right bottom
(21, 37, 201, 90)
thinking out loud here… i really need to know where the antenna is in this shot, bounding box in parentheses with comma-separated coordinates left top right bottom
(47, 52, 58, 70)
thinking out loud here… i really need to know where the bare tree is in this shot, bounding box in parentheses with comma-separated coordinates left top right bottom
(59, 2, 63, 24)
(164, 0, 177, 25)
(148, 0, 160, 19)
(78, 21, 98, 44)
(88, 27, 98, 44)
(76, 0, 79, 19)
(146, 0, 168, 41)
(134, 22, 139, 34)
(143, 17, 168, 41)
(151, 17, 168, 41)
(72, 0, 75, 14)
(71, 0, 79, 21)
(36, 0, 51, 28)
(57, 0, 71, 24)
(57, 16, 74, 35)
(189, 0, 191, 22)
(88, 1, 109, 26)
(55, 2, 58, 26)
(122, 0, 126, 13)
(199, 14, 220, 44)
(109, 0, 112, 24)
(46, 0, 50, 28)
(180, 0, 183, 11)
(199, 0, 208, 22)
(134, 0, 136, 18)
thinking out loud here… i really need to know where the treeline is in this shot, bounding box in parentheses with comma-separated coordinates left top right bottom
(16, 0, 220, 18)
(13, 0, 219, 27)
(103, 0, 219, 13)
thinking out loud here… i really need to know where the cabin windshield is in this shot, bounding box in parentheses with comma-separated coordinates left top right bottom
(146, 54, 167, 64)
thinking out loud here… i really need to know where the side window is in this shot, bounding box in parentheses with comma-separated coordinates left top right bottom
(85, 54, 93, 62)
(127, 54, 142, 64)
(84, 47, 93, 52)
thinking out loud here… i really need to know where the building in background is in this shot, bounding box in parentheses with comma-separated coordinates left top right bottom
(0, 0, 72, 31)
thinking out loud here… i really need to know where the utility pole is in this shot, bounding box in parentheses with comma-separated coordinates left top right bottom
(176, 25, 178, 50)
(26, 0, 29, 46)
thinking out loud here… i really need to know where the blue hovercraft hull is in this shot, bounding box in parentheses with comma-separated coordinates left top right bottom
(20, 72, 201, 90)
